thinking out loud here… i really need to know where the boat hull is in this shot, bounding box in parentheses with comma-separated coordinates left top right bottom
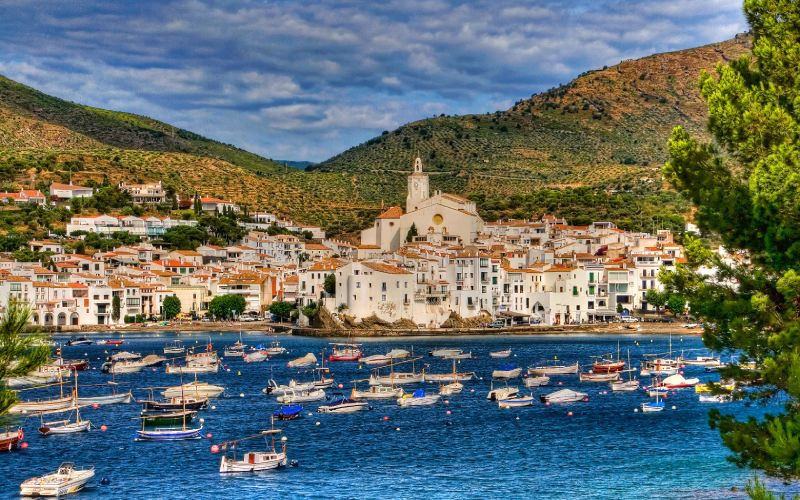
(135, 426, 203, 441)
(528, 363, 579, 376)
(318, 402, 368, 413)
(20, 471, 94, 497)
(0, 428, 23, 452)
(78, 391, 132, 406)
(219, 453, 287, 473)
(524, 376, 550, 388)
(162, 384, 224, 399)
(397, 395, 440, 407)
(351, 387, 403, 400)
(9, 396, 75, 414)
(39, 420, 91, 435)
(498, 396, 534, 408)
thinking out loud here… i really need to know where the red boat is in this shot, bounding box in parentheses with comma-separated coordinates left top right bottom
(52, 358, 89, 371)
(100, 340, 125, 345)
(591, 360, 625, 373)
(328, 343, 363, 362)
(0, 428, 24, 452)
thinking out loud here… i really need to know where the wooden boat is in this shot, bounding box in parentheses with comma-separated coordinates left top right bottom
(591, 343, 625, 373)
(498, 394, 534, 408)
(276, 388, 326, 404)
(318, 397, 368, 413)
(162, 381, 224, 399)
(165, 360, 219, 374)
(77, 385, 133, 406)
(386, 349, 410, 359)
(350, 384, 403, 400)
(489, 349, 512, 359)
(186, 341, 218, 364)
(140, 409, 196, 427)
(288, 352, 317, 368)
(328, 342, 363, 362)
(579, 371, 620, 382)
(425, 358, 474, 382)
(443, 351, 473, 360)
(140, 396, 209, 412)
(9, 395, 75, 414)
(361, 354, 391, 365)
(438, 382, 463, 395)
(19, 463, 95, 497)
(610, 379, 640, 391)
(487, 383, 519, 401)
(492, 364, 522, 379)
(528, 362, 579, 376)
(273, 405, 303, 420)
(219, 429, 287, 473)
(698, 394, 732, 403)
(397, 389, 440, 407)
(263, 379, 316, 396)
(540, 389, 588, 404)
(51, 358, 89, 371)
(640, 358, 679, 377)
(38, 408, 91, 435)
(135, 424, 203, 441)
(108, 358, 147, 374)
(244, 350, 269, 363)
(312, 367, 335, 389)
(369, 357, 424, 385)
(429, 348, 462, 358)
(0, 428, 24, 452)
(65, 336, 92, 346)
(523, 376, 550, 388)
(264, 341, 287, 356)
(164, 340, 185, 355)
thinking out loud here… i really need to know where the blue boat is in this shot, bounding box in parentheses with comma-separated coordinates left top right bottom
(135, 425, 203, 441)
(273, 405, 303, 420)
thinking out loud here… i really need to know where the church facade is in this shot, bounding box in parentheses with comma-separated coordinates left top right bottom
(360, 157, 484, 251)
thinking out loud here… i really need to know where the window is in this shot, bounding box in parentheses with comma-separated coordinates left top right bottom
(588, 285, 595, 295)
(381, 295, 386, 302)
(356, 282, 361, 289)
(572, 286, 578, 296)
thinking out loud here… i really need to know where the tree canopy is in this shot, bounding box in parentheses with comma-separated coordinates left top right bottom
(163, 295, 181, 320)
(208, 294, 246, 319)
(269, 301, 294, 321)
(0, 301, 50, 416)
(661, 0, 800, 481)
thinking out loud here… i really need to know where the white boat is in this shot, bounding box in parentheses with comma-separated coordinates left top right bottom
(425, 358, 475, 382)
(141, 354, 167, 367)
(641, 388, 665, 413)
(38, 408, 91, 435)
(438, 382, 463, 395)
(9, 395, 75, 414)
(492, 364, 522, 379)
(162, 381, 224, 399)
(288, 352, 317, 368)
(164, 340, 185, 355)
(579, 371, 620, 382)
(276, 388, 326, 404)
(659, 374, 700, 389)
(166, 360, 219, 374)
(351, 385, 404, 400)
(219, 429, 287, 473)
(318, 398, 368, 413)
(243, 350, 269, 363)
(313, 369, 335, 389)
(528, 362, 579, 376)
(523, 376, 550, 388)
(443, 351, 473, 360)
(77, 391, 133, 405)
(20, 463, 94, 497)
(429, 348, 462, 358)
(610, 379, 640, 392)
(361, 354, 391, 365)
(110, 351, 141, 361)
(487, 385, 519, 401)
(224, 338, 247, 357)
(680, 355, 722, 367)
(699, 394, 732, 403)
(263, 379, 316, 396)
(489, 349, 512, 359)
(397, 389, 440, 407)
(540, 389, 588, 404)
(108, 359, 148, 374)
(498, 394, 534, 408)
(5, 373, 59, 388)
(386, 349, 410, 359)
(369, 372, 424, 385)
(264, 341, 287, 356)
(640, 358, 679, 377)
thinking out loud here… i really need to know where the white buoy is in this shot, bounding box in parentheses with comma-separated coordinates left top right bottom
(211, 405, 217, 410)
(634, 408, 639, 413)
(239, 393, 245, 398)
(315, 421, 320, 426)
(671, 405, 677, 410)
(199, 418, 205, 424)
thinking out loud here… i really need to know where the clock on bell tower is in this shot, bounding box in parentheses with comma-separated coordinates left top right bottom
(406, 156, 429, 212)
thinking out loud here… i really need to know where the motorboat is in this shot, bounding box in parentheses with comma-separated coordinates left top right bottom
(329, 343, 363, 362)
(219, 429, 287, 473)
(350, 384, 404, 400)
(492, 364, 522, 379)
(429, 348, 462, 358)
(288, 352, 317, 368)
(0, 428, 24, 452)
(658, 374, 700, 389)
(523, 376, 550, 388)
(264, 341, 287, 356)
(368, 371, 423, 386)
(680, 355, 722, 367)
(262, 379, 316, 396)
(273, 405, 303, 420)
(528, 362, 579, 376)
(489, 349, 511, 359)
(498, 394, 534, 408)
(579, 371, 621, 382)
(386, 349, 410, 359)
(438, 382, 463, 395)
(540, 389, 588, 404)
(487, 385, 519, 401)
(224, 338, 247, 357)
(244, 350, 269, 363)
(165, 360, 219, 374)
(65, 336, 92, 346)
(107, 358, 147, 374)
(20, 463, 95, 497)
(610, 379, 640, 392)
(110, 351, 142, 362)
(640, 358, 679, 377)
(361, 354, 391, 365)
(140, 395, 208, 412)
(699, 394, 733, 403)
(276, 389, 326, 404)
(397, 389, 440, 407)
(443, 351, 473, 360)
(162, 381, 224, 399)
(318, 397, 368, 413)
(164, 340, 185, 355)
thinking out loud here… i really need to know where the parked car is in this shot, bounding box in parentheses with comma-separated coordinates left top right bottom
(488, 320, 506, 328)
(621, 316, 639, 323)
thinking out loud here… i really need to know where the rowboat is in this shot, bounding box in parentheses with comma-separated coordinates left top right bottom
(224, 337, 247, 357)
(528, 362, 579, 376)
(318, 397, 368, 413)
(579, 371, 620, 382)
(9, 395, 75, 414)
(591, 343, 625, 373)
(0, 428, 24, 452)
(523, 376, 550, 388)
(288, 352, 317, 368)
(273, 405, 304, 420)
(498, 394, 534, 408)
(244, 350, 269, 363)
(135, 425, 203, 441)
(20, 463, 95, 497)
(489, 349, 511, 359)
(276, 388, 326, 404)
(350, 384, 404, 400)
(397, 389, 440, 407)
(164, 340, 185, 355)
(540, 389, 588, 404)
(329, 343, 363, 362)
(219, 429, 287, 473)
(162, 381, 224, 399)
(492, 364, 522, 379)
(429, 348, 461, 358)
(425, 358, 474, 382)
(140, 410, 196, 427)
(487, 384, 519, 401)
(140, 396, 209, 412)
(438, 382, 463, 395)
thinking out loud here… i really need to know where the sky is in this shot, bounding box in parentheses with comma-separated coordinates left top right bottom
(0, 1, 747, 162)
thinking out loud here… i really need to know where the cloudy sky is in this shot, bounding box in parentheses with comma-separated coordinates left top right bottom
(0, 0, 747, 162)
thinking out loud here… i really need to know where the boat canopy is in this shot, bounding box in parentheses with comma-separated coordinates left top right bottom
(412, 389, 425, 398)
(499, 363, 518, 371)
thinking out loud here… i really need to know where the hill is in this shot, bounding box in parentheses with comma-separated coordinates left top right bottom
(311, 35, 752, 228)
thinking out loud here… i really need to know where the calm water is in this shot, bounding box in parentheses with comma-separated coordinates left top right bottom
(0, 332, 793, 499)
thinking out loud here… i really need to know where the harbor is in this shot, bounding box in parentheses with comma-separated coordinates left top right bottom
(1, 331, 792, 498)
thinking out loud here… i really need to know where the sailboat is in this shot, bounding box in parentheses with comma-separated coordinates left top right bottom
(610, 350, 640, 391)
(425, 358, 475, 382)
(219, 422, 288, 473)
(8, 371, 75, 414)
(328, 342, 363, 362)
(350, 379, 404, 400)
(368, 357, 424, 385)
(39, 371, 91, 435)
(136, 382, 203, 441)
(78, 368, 133, 405)
(641, 389, 665, 413)
(591, 341, 626, 373)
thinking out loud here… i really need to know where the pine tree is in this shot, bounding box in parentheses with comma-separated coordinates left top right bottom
(662, 1, 800, 480)
(0, 301, 50, 415)
(406, 223, 418, 242)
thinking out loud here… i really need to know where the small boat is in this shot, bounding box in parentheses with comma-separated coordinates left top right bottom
(386, 349, 410, 359)
(579, 371, 620, 382)
(219, 429, 288, 473)
(110, 351, 141, 361)
(224, 337, 247, 357)
(610, 379, 640, 392)
(680, 355, 722, 367)
(0, 427, 24, 452)
(429, 348, 461, 358)
(162, 381, 224, 399)
(498, 394, 534, 408)
(397, 389, 440, 407)
(244, 350, 269, 363)
(523, 376, 550, 388)
(273, 405, 304, 420)
(443, 351, 473, 360)
(699, 394, 733, 403)
(489, 349, 511, 359)
(647, 386, 670, 397)
(438, 382, 463, 395)
(51, 358, 89, 371)
(540, 389, 588, 404)
(640, 358, 679, 377)
(9, 395, 75, 414)
(276, 389, 326, 404)
(107, 359, 148, 374)
(641, 388, 665, 413)
(328, 343, 363, 362)
(165, 360, 219, 374)
(264, 341, 287, 356)
(77, 381, 133, 406)
(65, 336, 92, 346)
(528, 362, 579, 376)
(135, 424, 203, 441)
(591, 343, 625, 373)
(369, 371, 424, 385)
(140, 395, 209, 412)
(141, 354, 167, 367)
(695, 381, 736, 393)
(20, 463, 95, 497)
(98, 339, 124, 345)
(318, 397, 368, 413)
(140, 410, 196, 427)
(288, 352, 317, 368)
(350, 384, 404, 400)
(39, 407, 91, 435)
(492, 364, 522, 379)
(361, 354, 391, 365)
(659, 374, 700, 389)
(164, 340, 185, 355)
(487, 384, 519, 401)
(312, 367, 335, 389)
(424, 358, 474, 383)
(262, 379, 316, 396)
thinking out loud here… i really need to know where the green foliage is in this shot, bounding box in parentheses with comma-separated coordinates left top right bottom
(406, 223, 418, 242)
(324, 273, 336, 295)
(111, 295, 121, 321)
(199, 214, 245, 245)
(0, 300, 50, 415)
(163, 225, 208, 250)
(162, 295, 181, 320)
(82, 231, 140, 252)
(644, 289, 667, 311)
(301, 300, 319, 319)
(269, 301, 294, 321)
(661, 1, 800, 480)
(208, 294, 246, 319)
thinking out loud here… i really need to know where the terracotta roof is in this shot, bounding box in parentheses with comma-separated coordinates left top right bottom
(362, 262, 411, 275)
(50, 182, 91, 191)
(377, 206, 404, 219)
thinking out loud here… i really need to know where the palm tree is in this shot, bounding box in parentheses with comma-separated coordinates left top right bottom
(0, 300, 50, 415)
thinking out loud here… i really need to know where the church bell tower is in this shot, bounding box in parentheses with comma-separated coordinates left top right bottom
(406, 156, 429, 212)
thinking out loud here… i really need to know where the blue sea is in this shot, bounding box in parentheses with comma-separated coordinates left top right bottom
(1, 332, 795, 499)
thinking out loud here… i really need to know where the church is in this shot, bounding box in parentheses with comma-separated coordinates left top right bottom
(360, 157, 484, 251)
